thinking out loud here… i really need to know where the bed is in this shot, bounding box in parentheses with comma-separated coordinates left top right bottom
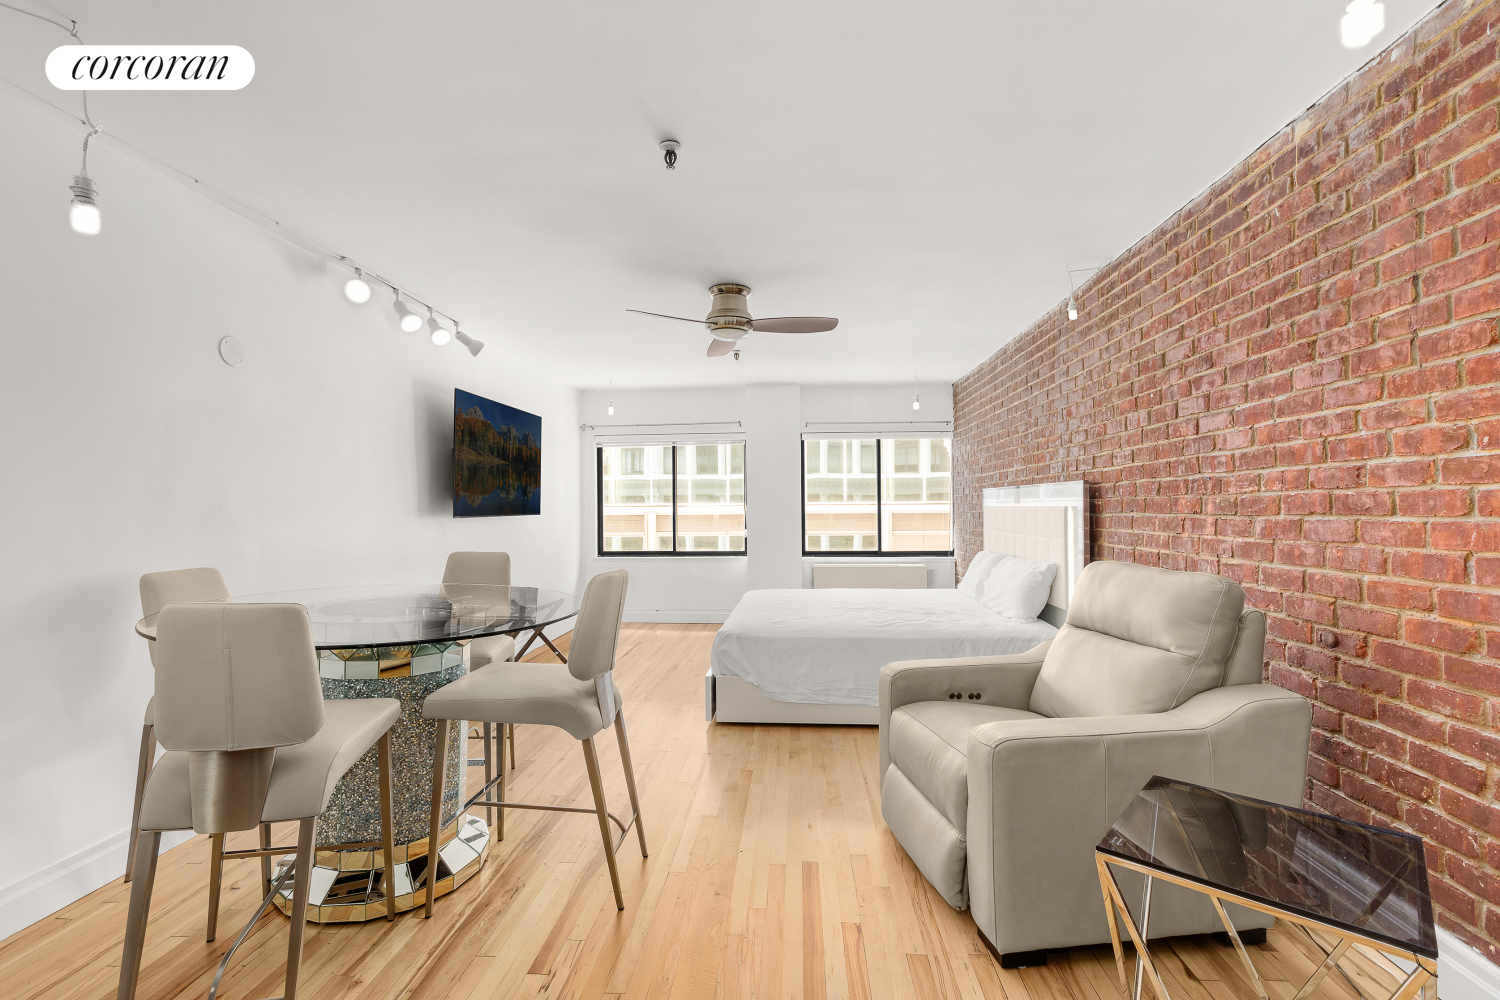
(707, 480, 1088, 725)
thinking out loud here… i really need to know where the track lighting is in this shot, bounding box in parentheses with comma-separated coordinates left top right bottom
(454, 328, 484, 356)
(1067, 296, 1078, 321)
(1341, 0, 1384, 47)
(428, 310, 451, 346)
(344, 268, 371, 303)
(392, 293, 423, 333)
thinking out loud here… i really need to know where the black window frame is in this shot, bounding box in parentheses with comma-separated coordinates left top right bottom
(596, 442, 748, 557)
(800, 436, 954, 557)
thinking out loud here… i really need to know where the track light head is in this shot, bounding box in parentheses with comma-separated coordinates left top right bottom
(428, 310, 451, 346)
(344, 268, 371, 303)
(454, 329, 484, 356)
(393, 293, 423, 332)
(69, 173, 100, 235)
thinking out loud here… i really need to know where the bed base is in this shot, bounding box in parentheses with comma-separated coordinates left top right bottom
(706, 672, 878, 726)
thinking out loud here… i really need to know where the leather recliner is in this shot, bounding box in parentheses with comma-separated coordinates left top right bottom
(878, 560, 1312, 964)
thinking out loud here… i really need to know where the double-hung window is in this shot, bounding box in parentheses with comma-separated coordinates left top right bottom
(598, 441, 746, 555)
(801, 436, 951, 554)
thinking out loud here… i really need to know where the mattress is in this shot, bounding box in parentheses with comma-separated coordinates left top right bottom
(710, 588, 1058, 707)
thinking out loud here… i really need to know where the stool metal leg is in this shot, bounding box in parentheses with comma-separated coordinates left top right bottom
(495, 721, 505, 841)
(377, 731, 397, 921)
(259, 823, 273, 899)
(508, 723, 517, 770)
(425, 718, 451, 918)
(124, 725, 153, 882)
(206, 833, 225, 942)
(116, 831, 161, 1000)
(582, 737, 625, 909)
(482, 723, 494, 830)
(283, 817, 316, 1000)
(614, 709, 648, 857)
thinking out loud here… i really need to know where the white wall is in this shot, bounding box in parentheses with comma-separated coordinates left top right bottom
(0, 97, 581, 939)
(577, 383, 956, 620)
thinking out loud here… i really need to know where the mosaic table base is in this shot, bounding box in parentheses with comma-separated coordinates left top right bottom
(268, 640, 482, 924)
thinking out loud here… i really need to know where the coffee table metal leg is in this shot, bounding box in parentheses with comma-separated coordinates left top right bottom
(1098, 860, 1171, 1000)
(1210, 896, 1268, 1000)
(538, 630, 568, 663)
(1133, 873, 1156, 1000)
(1096, 857, 1129, 995)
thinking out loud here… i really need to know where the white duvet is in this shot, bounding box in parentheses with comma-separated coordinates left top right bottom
(710, 589, 1058, 707)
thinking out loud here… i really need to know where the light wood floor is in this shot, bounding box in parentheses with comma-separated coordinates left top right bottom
(4, 623, 1407, 1000)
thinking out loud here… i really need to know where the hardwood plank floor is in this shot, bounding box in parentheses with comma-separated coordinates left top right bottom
(3, 623, 1405, 1000)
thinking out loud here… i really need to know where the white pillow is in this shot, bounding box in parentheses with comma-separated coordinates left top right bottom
(957, 550, 1005, 599)
(979, 556, 1058, 621)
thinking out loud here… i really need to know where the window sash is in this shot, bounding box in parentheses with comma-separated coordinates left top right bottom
(801, 436, 952, 557)
(598, 441, 746, 557)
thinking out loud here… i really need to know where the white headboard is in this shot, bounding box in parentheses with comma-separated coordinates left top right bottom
(981, 481, 1088, 627)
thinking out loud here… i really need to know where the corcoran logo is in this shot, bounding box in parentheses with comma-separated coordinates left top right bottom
(45, 45, 254, 90)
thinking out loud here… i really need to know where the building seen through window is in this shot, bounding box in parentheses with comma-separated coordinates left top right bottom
(599, 442, 745, 554)
(803, 437, 951, 553)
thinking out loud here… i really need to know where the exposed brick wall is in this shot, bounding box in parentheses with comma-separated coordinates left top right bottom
(953, 0, 1500, 960)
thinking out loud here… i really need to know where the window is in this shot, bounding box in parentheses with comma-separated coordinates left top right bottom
(598, 442, 746, 555)
(802, 437, 951, 554)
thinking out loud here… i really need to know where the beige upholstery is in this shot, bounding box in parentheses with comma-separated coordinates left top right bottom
(878, 560, 1311, 960)
(140, 699, 400, 829)
(153, 603, 326, 752)
(424, 663, 622, 740)
(566, 569, 629, 681)
(443, 552, 517, 670)
(139, 567, 230, 667)
(1030, 562, 1244, 718)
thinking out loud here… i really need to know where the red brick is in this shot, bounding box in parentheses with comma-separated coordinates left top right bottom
(1367, 580, 1433, 611)
(1372, 639, 1442, 677)
(1438, 385, 1500, 420)
(1368, 460, 1435, 487)
(1367, 756, 1437, 801)
(1406, 618, 1482, 653)
(1432, 521, 1500, 551)
(1377, 701, 1448, 742)
(1341, 771, 1402, 815)
(1338, 605, 1402, 638)
(1442, 455, 1500, 483)
(1445, 654, 1500, 697)
(1396, 489, 1471, 516)
(1412, 743, 1489, 793)
(1363, 399, 1430, 428)
(1360, 520, 1426, 547)
(1439, 787, 1500, 838)
(1406, 803, 1483, 858)
(1408, 678, 1489, 721)
(1449, 724, 1500, 765)
(1345, 716, 1405, 754)
(1391, 550, 1469, 583)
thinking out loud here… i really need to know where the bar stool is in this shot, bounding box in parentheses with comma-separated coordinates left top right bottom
(126, 568, 231, 882)
(420, 569, 646, 915)
(442, 551, 517, 831)
(117, 603, 400, 1000)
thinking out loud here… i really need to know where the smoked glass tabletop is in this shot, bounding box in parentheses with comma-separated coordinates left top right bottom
(135, 584, 579, 650)
(1097, 775, 1437, 959)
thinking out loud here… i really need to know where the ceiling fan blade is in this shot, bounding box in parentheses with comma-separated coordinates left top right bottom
(627, 308, 708, 325)
(707, 338, 736, 357)
(748, 316, 839, 334)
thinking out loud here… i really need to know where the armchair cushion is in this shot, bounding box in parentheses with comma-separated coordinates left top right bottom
(1029, 562, 1245, 718)
(889, 702, 1041, 830)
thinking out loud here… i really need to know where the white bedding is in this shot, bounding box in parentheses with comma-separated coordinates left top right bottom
(710, 589, 1058, 707)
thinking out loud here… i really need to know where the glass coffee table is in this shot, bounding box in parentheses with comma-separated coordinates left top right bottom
(1096, 776, 1438, 1000)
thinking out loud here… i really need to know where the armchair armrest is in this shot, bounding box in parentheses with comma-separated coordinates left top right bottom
(877, 639, 1052, 782)
(963, 683, 1311, 954)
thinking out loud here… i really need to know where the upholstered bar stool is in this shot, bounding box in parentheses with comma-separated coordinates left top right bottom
(442, 551, 517, 831)
(126, 567, 231, 882)
(420, 569, 647, 915)
(117, 604, 400, 1000)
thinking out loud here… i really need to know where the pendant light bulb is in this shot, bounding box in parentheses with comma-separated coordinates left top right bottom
(912, 392, 921, 412)
(607, 401, 615, 417)
(393, 293, 422, 332)
(1067, 296, 1078, 321)
(344, 268, 371, 304)
(68, 173, 100, 235)
(428, 310, 451, 346)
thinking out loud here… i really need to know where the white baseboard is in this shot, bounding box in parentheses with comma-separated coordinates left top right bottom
(0, 828, 194, 943)
(1435, 927, 1500, 1000)
(624, 610, 731, 624)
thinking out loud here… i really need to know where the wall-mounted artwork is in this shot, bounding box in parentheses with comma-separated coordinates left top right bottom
(452, 388, 542, 517)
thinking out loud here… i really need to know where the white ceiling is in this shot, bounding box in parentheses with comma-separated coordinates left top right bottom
(4, 0, 1442, 388)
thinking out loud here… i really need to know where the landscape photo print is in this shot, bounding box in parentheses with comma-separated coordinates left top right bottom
(452, 388, 542, 516)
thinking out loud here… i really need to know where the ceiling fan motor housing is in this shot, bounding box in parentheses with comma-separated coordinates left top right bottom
(708, 283, 752, 339)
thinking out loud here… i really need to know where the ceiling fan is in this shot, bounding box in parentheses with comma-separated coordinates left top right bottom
(628, 283, 838, 358)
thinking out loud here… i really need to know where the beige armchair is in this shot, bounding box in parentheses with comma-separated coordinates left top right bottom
(879, 560, 1312, 967)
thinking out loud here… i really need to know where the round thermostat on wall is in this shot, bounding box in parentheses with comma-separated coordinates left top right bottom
(218, 336, 244, 367)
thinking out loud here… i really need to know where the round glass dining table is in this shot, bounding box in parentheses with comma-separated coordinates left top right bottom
(136, 584, 579, 923)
